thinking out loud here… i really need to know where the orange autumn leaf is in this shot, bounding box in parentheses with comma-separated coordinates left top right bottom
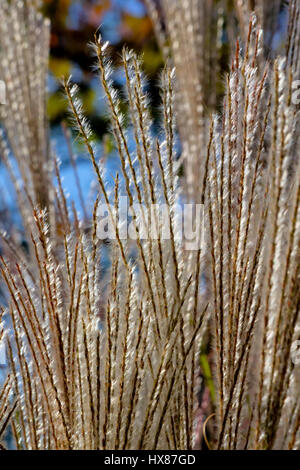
(120, 13, 153, 44)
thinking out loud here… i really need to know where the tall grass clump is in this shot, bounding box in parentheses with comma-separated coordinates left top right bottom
(0, 0, 299, 450)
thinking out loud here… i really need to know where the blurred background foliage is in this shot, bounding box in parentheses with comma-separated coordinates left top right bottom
(42, 0, 164, 138)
